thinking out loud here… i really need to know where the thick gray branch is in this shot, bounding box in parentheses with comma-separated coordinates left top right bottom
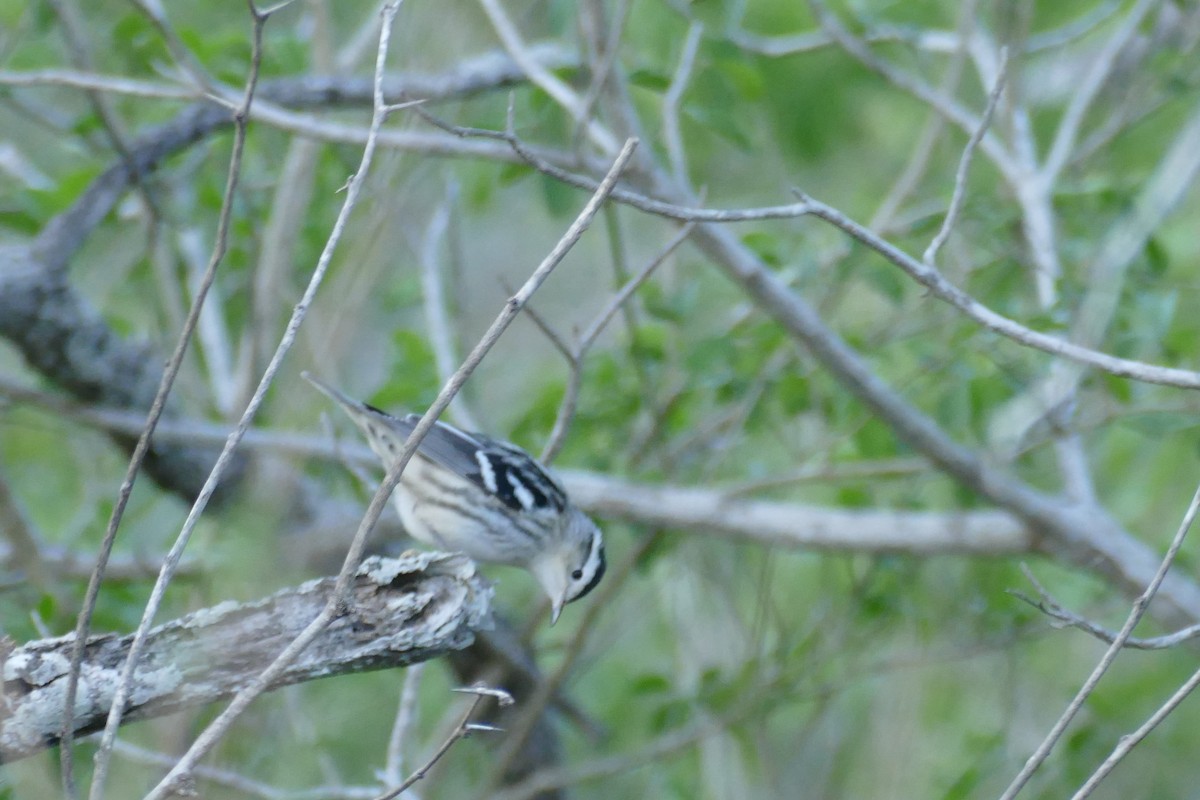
(0, 48, 570, 505)
(684, 221, 1200, 623)
(0, 552, 492, 762)
(0, 246, 243, 505)
(561, 471, 1032, 554)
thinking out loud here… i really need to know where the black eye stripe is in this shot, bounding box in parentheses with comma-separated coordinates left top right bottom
(572, 543, 606, 601)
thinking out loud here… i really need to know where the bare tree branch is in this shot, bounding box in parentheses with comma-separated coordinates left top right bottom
(376, 684, 512, 800)
(61, 6, 272, 789)
(1011, 567, 1200, 650)
(140, 129, 640, 800)
(999, 477, 1200, 800)
(1071, 663, 1200, 799)
(923, 47, 1008, 265)
(989, 91, 1200, 454)
(1, 553, 490, 763)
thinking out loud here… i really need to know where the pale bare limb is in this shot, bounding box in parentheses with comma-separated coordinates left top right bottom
(662, 22, 703, 192)
(796, 193, 1200, 389)
(421, 186, 480, 430)
(130, 6, 408, 793)
(1041, 0, 1159, 184)
(989, 93, 1200, 454)
(0, 378, 1036, 557)
(476, 0, 619, 153)
(412, 106, 1200, 391)
(0, 68, 198, 99)
(381, 663, 426, 790)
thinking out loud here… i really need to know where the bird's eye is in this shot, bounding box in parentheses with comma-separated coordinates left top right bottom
(571, 569, 583, 580)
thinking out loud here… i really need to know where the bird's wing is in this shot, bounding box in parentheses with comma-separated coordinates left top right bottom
(395, 413, 486, 480)
(402, 414, 567, 513)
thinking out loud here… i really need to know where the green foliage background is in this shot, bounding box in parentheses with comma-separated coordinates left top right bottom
(2, 0, 1200, 798)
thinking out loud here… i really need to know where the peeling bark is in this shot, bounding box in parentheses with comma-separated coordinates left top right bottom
(0, 552, 492, 762)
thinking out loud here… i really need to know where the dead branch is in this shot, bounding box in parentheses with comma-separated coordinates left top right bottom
(0, 552, 491, 762)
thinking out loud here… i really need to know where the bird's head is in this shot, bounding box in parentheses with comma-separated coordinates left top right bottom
(530, 510, 605, 625)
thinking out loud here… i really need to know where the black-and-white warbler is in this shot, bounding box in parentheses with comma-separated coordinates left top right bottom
(303, 373, 606, 624)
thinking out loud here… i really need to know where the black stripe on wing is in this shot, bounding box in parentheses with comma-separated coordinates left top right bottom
(474, 440, 568, 513)
(396, 414, 568, 514)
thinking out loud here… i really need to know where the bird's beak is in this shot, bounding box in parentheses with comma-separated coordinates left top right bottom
(532, 556, 569, 627)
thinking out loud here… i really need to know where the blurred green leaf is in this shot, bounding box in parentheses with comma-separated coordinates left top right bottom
(374, 329, 438, 410)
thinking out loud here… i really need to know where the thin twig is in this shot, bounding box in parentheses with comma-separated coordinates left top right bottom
(111, 740, 378, 800)
(0, 68, 201, 99)
(1070, 664, 1200, 799)
(482, 531, 661, 793)
(375, 685, 513, 800)
(381, 663, 426, 789)
(144, 129, 638, 798)
(514, 298, 574, 360)
(1040, 0, 1158, 184)
(65, 6, 271, 798)
(421, 184, 479, 430)
(923, 46, 1008, 265)
(998, 479, 1200, 800)
(578, 223, 695, 354)
(414, 105, 1200, 390)
(540, 222, 695, 463)
(1011, 591, 1200, 650)
(662, 22, 703, 192)
(130, 7, 404, 794)
(795, 193, 1200, 390)
(990, 90, 1200, 466)
(476, 0, 618, 153)
(1011, 565, 1200, 650)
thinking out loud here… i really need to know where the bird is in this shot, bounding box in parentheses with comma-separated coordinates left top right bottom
(302, 372, 605, 624)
